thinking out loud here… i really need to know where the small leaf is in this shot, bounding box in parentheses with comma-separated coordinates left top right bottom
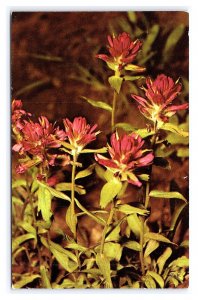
(106, 224, 120, 242)
(124, 241, 141, 251)
(124, 64, 146, 72)
(95, 164, 106, 181)
(12, 234, 36, 253)
(180, 240, 189, 248)
(169, 202, 187, 232)
(138, 174, 149, 181)
(124, 75, 144, 82)
(135, 128, 155, 138)
(37, 186, 52, 223)
(40, 265, 51, 288)
(149, 190, 187, 202)
(144, 240, 159, 258)
(115, 122, 135, 132)
(144, 275, 156, 288)
(142, 24, 159, 56)
(12, 179, 26, 189)
(144, 232, 175, 245)
(118, 204, 149, 216)
(108, 75, 123, 94)
(37, 181, 71, 202)
(55, 182, 86, 195)
(96, 253, 113, 288)
(81, 96, 112, 112)
(18, 221, 36, 236)
(81, 147, 107, 154)
(66, 204, 77, 235)
(147, 271, 164, 288)
(75, 164, 95, 180)
(169, 256, 189, 268)
(100, 178, 122, 208)
(102, 242, 122, 261)
(127, 214, 142, 238)
(160, 122, 189, 137)
(104, 169, 114, 182)
(157, 247, 172, 274)
(13, 274, 40, 288)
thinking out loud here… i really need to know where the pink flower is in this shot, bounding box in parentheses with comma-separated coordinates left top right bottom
(63, 117, 100, 153)
(96, 32, 142, 70)
(13, 116, 68, 173)
(12, 99, 31, 131)
(95, 132, 153, 187)
(131, 74, 189, 124)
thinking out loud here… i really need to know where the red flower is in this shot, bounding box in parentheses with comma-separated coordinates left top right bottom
(131, 74, 189, 124)
(95, 132, 153, 187)
(12, 99, 31, 131)
(63, 117, 100, 154)
(13, 116, 68, 173)
(96, 32, 142, 70)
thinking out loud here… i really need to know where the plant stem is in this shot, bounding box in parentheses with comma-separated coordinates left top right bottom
(71, 152, 78, 240)
(100, 202, 115, 255)
(111, 90, 117, 131)
(139, 218, 145, 276)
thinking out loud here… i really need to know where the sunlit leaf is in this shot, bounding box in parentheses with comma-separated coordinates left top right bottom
(157, 247, 172, 274)
(127, 213, 142, 238)
(75, 164, 95, 180)
(38, 181, 71, 202)
(18, 221, 36, 236)
(137, 174, 149, 181)
(108, 75, 123, 94)
(135, 128, 155, 138)
(55, 182, 86, 195)
(100, 178, 122, 208)
(12, 233, 36, 253)
(65, 204, 77, 235)
(106, 224, 121, 242)
(96, 253, 113, 288)
(81, 96, 112, 112)
(147, 271, 164, 288)
(169, 201, 187, 232)
(124, 75, 144, 82)
(81, 147, 107, 154)
(38, 186, 52, 224)
(144, 240, 159, 258)
(149, 190, 187, 202)
(127, 11, 137, 23)
(118, 204, 148, 216)
(160, 122, 189, 137)
(124, 241, 141, 251)
(177, 147, 189, 157)
(144, 274, 156, 288)
(40, 265, 51, 288)
(12, 179, 26, 189)
(144, 232, 175, 245)
(124, 64, 146, 72)
(13, 274, 40, 288)
(103, 242, 122, 261)
(168, 256, 189, 268)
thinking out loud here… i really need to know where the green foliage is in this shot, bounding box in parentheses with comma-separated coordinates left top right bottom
(81, 96, 112, 112)
(13, 274, 41, 288)
(37, 186, 52, 224)
(144, 232, 175, 245)
(100, 178, 122, 208)
(149, 190, 187, 202)
(66, 204, 77, 235)
(108, 75, 123, 94)
(96, 253, 113, 288)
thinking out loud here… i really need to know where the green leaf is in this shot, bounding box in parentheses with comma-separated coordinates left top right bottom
(127, 214, 142, 238)
(18, 221, 36, 236)
(55, 182, 86, 195)
(66, 242, 87, 252)
(37, 181, 71, 202)
(157, 247, 172, 274)
(163, 24, 185, 63)
(12, 233, 36, 253)
(31, 179, 39, 193)
(13, 274, 40, 288)
(75, 164, 95, 180)
(38, 186, 52, 223)
(65, 204, 77, 235)
(104, 169, 114, 182)
(118, 204, 149, 216)
(147, 271, 164, 288)
(144, 240, 159, 258)
(169, 202, 187, 232)
(124, 64, 146, 72)
(100, 178, 122, 208)
(124, 241, 141, 251)
(12, 196, 23, 206)
(177, 147, 189, 157)
(106, 224, 120, 242)
(149, 190, 187, 202)
(81, 147, 107, 154)
(135, 128, 155, 138)
(40, 265, 52, 288)
(108, 75, 123, 94)
(49, 240, 78, 272)
(127, 11, 137, 23)
(81, 96, 112, 112)
(169, 256, 189, 268)
(115, 122, 135, 132)
(124, 75, 144, 82)
(12, 179, 26, 189)
(138, 174, 149, 181)
(144, 232, 175, 245)
(103, 242, 122, 261)
(142, 24, 159, 56)
(144, 275, 156, 288)
(96, 253, 113, 288)
(160, 122, 189, 137)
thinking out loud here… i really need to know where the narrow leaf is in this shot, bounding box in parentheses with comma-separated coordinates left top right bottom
(124, 64, 146, 72)
(127, 214, 142, 238)
(144, 240, 159, 258)
(12, 179, 26, 189)
(37, 181, 71, 202)
(12, 233, 36, 252)
(168, 256, 189, 268)
(144, 232, 175, 244)
(144, 275, 156, 288)
(124, 75, 144, 82)
(40, 265, 52, 288)
(147, 271, 164, 288)
(96, 253, 113, 288)
(149, 190, 187, 202)
(124, 241, 141, 251)
(118, 204, 149, 215)
(65, 204, 77, 235)
(115, 122, 135, 132)
(13, 274, 40, 288)
(157, 247, 172, 274)
(38, 186, 52, 223)
(81, 96, 112, 112)
(75, 164, 95, 180)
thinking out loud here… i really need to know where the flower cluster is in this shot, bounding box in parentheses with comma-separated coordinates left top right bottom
(131, 74, 189, 125)
(96, 32, 142, 71)
(95, 132, 153, 187)
(63, 117, 100, 155)
(12, 99, 31, 134)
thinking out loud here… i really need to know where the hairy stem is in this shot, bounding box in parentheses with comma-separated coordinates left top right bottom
(111, 90, 117, 131)
(100, 202, 115, 255)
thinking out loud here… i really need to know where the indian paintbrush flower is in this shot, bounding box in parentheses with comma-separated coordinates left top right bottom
(131, 74, 189, 126)
(95, 132, 153, 187)
(96, 32, 142, 71)
(63, 117, 100, 155)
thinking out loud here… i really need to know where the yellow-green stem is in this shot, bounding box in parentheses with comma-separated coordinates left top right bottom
(111, 90, 117, 131)
(139, 217, 145, 276)
(100, 202, 115, 255)
(71, 153, 78, 240)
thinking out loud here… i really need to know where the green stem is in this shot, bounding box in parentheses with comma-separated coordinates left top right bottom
(111, 90, 117, 131)
(100, 202, 115, 255)
(139, 218, 145, 276)
(71, 153, 78, 240)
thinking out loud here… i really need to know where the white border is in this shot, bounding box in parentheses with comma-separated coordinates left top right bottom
(1, 1, 197, 299)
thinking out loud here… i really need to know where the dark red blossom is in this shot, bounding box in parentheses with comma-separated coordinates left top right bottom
(131, 74, 188, 124)
(63, 117, 100, 153)
(96, 32, 142, 70)
(95, 132, 153, 187)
